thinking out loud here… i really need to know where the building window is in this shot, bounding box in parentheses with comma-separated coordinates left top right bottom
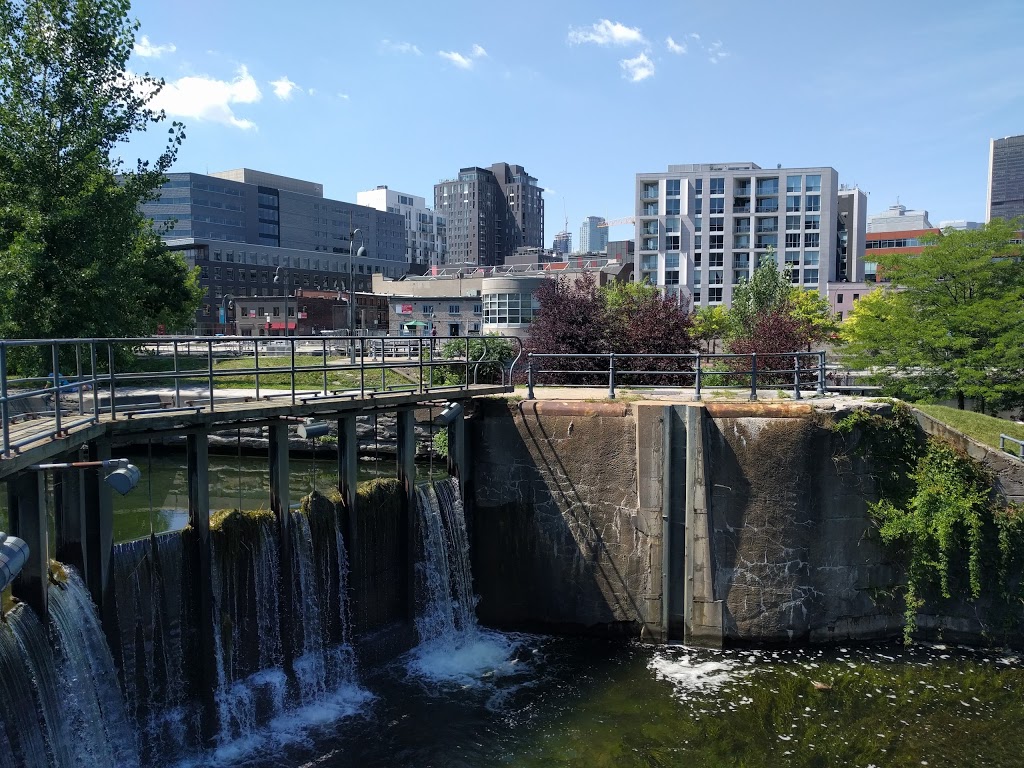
(734, 234, 749, 249)
(786, 195, 801, 213)
(641, 182, 659, 199)
(708, 270, 724, 285)
(786, 215, 801, 231)
(804, 269, 819, 283)
(666, 179, 681, 196)
(665, 217, 680, 233)
(694, 179, 703, 195)
(785, 233, 801, 248)
(708, 287, 723, 303)
(709, 198, 725, 214)
(755, 234, 777, 249)
(694, 235, 702, 250)
(805, 214, 820, 230)
(473, 303, 482, 314)
(449, 305, 461, 314)
(786, 175, 802, 193)
(853, 293, 860, 301)
(422, 304, 434, 315)
(804, 250, 819, 265)
(665, 271, 680, 285)
(666, 199, 681, 215)
(665, 253, 680, 268)
(693, 199, 703, 214)
(708, 253, 724, 267)
(640, 254, 658, 271)
(709, 217, 725, 232)
(666, 235, 680, 251)
(805, 195, 821, 212)
(642, 237, 658, 251)
(693, 216, 702, 232)
(785, 250, 800, 265)
(836, 311, 843, 321)
(756, 178, 779, 196)
(804, 232, 820, 248)
(709, 177, 725, 195)
(837, 294, 844, 304)
(709, 235, 724, 249)
(693, 291, 701, 304)
(693, 269, 702, 284)
(806, 174, 822, 193)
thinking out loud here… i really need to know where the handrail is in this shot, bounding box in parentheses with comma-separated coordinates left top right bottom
(1000, 434, 1024, 460)
(0, 334, 523, 457)
(526, 350, 827, 401)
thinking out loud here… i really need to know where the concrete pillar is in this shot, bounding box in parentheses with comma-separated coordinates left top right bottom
(446, 407, 466, 500)
(684, 405, 723, 647)
(7, 471, 48, 620)
(54, 459, 86, 576)
(186, 431, 217, 742)
(268, 422, 294, 675)
(82, 439, 114, 619)
(395, 409, 416, 622)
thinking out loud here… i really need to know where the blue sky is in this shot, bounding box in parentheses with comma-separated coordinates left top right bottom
(125, 0, 1023, 246)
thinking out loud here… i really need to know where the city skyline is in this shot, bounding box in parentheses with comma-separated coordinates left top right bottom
(124, 0, 1024, 247)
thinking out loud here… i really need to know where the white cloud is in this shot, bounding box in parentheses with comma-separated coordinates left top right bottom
(134, 35, 176, 58)
(689, 32, 701, 41)
(666, 36, 686, 55)
(270, 76, 301, 100)
(708, 40, 730, 64)
(438, 44, 488, 70)
(337, 92, 350, 100)
(568, 19, 646, 46)
(307, 87, 317, 96)
(620, 52, 654, 82)
(149, 65, 261, 130)
(381, 39, 422, 55)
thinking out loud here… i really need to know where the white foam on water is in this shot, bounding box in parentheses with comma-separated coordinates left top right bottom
(648, 650, 741, 700)
(406, 629, 525, 686)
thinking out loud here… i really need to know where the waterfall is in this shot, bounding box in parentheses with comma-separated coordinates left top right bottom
(0, 569, 140, 767)
(409, 478, 521, 685)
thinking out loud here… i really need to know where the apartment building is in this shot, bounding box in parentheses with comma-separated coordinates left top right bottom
(579, 216, 608, 254)
(357, 185, 447, 267)
(434, 163, 544, 267)
(634, 162, 839, 307)
(988, 135, 1024, 222)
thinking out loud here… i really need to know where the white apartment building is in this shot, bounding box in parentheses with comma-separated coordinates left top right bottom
(357, 185, 447, 267)
(634, 162, 839, 307)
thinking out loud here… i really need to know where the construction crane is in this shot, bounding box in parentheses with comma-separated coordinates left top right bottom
(597, 216, 635, 228)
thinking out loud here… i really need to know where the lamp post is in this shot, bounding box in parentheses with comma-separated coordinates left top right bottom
(349, 227, 366, 363)
(273, 266, 290, 336)
(219, 294, 235, 336)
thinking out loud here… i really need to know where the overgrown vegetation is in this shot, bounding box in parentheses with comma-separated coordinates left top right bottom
(914, 403, 1024, 452)
(833, 403, 1024, 643)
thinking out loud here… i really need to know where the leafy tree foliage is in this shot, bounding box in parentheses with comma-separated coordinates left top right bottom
(525, 273, 695, 385)
(0, 0, 202, 352)
(840, 219, 1024, 412)
(727, 251, 792, 340)
(692, 305, 729, 353)
(434, 333, 519, 385)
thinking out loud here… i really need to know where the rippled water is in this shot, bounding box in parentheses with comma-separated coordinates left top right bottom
(191, 638, 1023, 768)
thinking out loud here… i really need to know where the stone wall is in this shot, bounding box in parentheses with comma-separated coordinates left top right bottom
(471, 399, 661, 635)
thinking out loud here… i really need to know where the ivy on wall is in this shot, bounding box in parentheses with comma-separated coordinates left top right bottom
(833, 402, 1024, 643)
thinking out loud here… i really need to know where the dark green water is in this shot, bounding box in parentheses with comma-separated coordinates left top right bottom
(216, 637, 1023, 768)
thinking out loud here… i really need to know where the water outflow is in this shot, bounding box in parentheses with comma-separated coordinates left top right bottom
(410, 479, 521, 685)
(0, 569, 140, 768)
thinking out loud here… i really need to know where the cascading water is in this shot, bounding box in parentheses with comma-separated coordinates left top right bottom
(408, 479, 526, 686)
(0, 568, 140, 767)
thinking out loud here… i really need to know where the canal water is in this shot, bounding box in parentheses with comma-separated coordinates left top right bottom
(194, 638, 1024, 767)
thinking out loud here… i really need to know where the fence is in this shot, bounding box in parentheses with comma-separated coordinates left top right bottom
(526, 351, 827, 401)
(1000, 434, 1024, 460)
(0, 335, 522, 457)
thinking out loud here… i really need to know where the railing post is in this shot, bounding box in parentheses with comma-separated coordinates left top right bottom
(749, 352, 758, 401)
(527, 354, 535, 400)
(172, 340, 181, 408)
(51, 343, 62, 436)
(206, 340, 215, 412)
(107, 344, 117, 420)
(817, 351, 826, 395)
(608, 352, 616, 400)
(254, 339, 261, 401)
(793, 355, 802, 400)
(322, 338, 328, 396)
(90, 343, 99, 421)
(1, 343, 9, 457)
(75, 344, 84, 416)
(694, 352, 702, 401)
(289, 338, 296, 405)
(418, 338, 424, 394)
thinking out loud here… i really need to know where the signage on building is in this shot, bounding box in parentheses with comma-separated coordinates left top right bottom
(395, 303, 414, 315)
(249, 310, 256, 317)
(298, 312, 308, 319)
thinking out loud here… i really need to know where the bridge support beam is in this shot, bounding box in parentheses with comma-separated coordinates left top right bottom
(186, 431, 218, 743)
(336, 415, 358, 625)
(7, 471, 48, 620)
(54, 456, 86, 577)
(82, 439, 116, 640)
(269, 422, 294, 676)
(446, 407, 466, 501)
(396, 408, 417, 623)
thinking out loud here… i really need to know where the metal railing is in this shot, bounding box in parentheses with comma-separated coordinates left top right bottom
(0, 334, 523, 457)
(526, 351, 826, 401)
(1000, 434, 1024, 460)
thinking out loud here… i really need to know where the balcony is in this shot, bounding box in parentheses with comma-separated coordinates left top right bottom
(755, 202, 779, 213)
(734, 224, 750, 234)
(642, 204, 658, 216)
(640, 188, 659, 200)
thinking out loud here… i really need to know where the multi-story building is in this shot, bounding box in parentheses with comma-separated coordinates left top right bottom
(863, 203, 938, 283)
(606, 239, 634, 263)
(357, 185, 447, 267)
(579, 216, 608, 254)
(433, 163, 544, 267)
(987, 135, 1024, 222)
(143, 169, 406, 333)
(553, 230, 572, 255)
(634, 162, 839, 307)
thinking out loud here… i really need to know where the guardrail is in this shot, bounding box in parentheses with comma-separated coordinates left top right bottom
(0, 334, 523, 457)
(1000, 434, 1024, 460)
(525, 350, 826, 401)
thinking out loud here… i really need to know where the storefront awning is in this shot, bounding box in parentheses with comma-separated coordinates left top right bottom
(403, 320, 429, 327)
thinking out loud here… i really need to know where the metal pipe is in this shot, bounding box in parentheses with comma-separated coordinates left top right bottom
(608, 352, 616, 400)
(749, 353, 758, 401)
(207, 339, 215, 412)
(107, 343, 117, 420)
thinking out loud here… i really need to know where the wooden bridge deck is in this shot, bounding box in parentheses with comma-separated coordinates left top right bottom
(0, 384, 510, 481)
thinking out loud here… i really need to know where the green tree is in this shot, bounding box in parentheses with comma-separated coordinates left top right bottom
(840, 219, 1024, 411)
(788, 287, 840, 350)
(692, 305, 729, 353)
(727, 251, 792, 340)
(435, 333, 518, 385)
(0, 0, 201, 349)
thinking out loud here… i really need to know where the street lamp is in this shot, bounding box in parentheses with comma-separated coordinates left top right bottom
(273, 266, 290, 336)
(349, 227, 366, 363)
(220, 294, 235, 335)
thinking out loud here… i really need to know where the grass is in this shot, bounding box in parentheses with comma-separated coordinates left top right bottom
(914, 403, 1024, 451)
(124, 354, 415, 391)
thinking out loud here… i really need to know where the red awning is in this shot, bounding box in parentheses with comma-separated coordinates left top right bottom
(267, 321, 296, 330)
